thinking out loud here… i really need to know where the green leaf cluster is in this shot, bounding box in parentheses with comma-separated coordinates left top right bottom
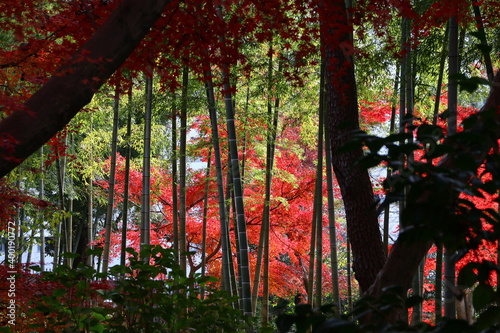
(28, 246, 252, 332)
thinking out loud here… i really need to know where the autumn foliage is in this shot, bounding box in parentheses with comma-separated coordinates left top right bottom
(1, 0, 500, 331)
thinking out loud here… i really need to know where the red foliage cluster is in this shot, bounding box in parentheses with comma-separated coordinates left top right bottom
(359, 99, 393, 128)
(0, 179, 51, 231)
(0, 264, 57, 331)
(0, 0, 498, 321)
(456, 166, 499, 286)
(404, 115, 498, 323)
(0, 263, 114, 332)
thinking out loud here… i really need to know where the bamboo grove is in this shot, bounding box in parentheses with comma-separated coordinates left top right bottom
(1, 0, 500, 331)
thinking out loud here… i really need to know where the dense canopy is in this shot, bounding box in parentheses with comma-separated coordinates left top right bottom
(1, 0, 500, 332)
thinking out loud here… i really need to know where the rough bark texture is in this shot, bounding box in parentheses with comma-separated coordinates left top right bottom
(321, 0, 500, 315)
(0, 0, 172, 178)
(320, 0, 386, 292)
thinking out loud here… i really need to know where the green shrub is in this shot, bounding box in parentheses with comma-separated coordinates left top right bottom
(28, 245, 251, 332)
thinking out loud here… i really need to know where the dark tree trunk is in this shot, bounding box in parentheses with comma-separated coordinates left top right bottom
(204, 66, 233, 294)
(0, 0, 172, 178)
(471, 0, 494, 82)
(319, 0, 386, 293)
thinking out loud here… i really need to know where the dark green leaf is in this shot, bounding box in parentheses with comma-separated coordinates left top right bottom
(474, 305, 500, 330)
(405, 295, 423, 308)
(458, 263, 479, 288)
(461, 114, 478, 130)
(450, 73, 490, 93)
(60, 252, 80, 259)
(473, 283, 495, 311)
(476, 43, 493, 55)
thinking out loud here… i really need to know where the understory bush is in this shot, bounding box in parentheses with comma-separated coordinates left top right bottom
(17, 245, 251, 332)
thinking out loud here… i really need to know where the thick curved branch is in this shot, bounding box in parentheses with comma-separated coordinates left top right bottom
(0, 0, 172, 178)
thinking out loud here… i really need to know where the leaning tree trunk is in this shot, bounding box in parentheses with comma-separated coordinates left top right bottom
(314, 177, 324, 308)
(0, 0, 173, 179)
(366, 69, 500, 322)
(252, 43, 280, 324)
(226, 172, 239, 302)
(432, 24, 449, 126)
(216, 5, 253, 316)
(471, 0, 494, 82)
(307, 167, 319, 303)
(222, 66, 252, 316)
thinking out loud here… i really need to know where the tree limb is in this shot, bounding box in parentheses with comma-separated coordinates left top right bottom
(0, 0, 172, 178)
